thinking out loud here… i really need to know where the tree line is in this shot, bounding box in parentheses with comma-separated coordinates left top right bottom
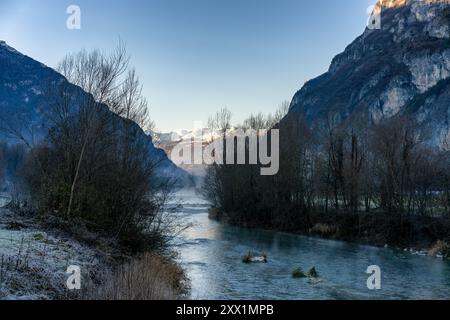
(203, 109, 450, 246)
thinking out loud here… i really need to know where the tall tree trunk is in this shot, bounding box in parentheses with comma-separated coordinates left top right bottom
(67, 137, 88, 218)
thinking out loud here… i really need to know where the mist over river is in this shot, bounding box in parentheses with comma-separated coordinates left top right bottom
(171, 189, 450, 300)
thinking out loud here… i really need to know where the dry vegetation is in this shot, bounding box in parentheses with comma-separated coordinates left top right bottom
(85, 253, 188, 300)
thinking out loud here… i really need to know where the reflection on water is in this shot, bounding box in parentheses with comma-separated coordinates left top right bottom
(172, 189, 450, 300)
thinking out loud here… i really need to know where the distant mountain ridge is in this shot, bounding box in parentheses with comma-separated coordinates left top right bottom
(285, 0, 450, 148)
(0, 41, 191, 184)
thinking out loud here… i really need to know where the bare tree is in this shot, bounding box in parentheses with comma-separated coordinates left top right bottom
(270, 100, 290, 127)
(243, 113, 268, 130)
(112, 69, 155, 132)
(208, 108, 232, 134)
(37, 43, 160, 230)
(60, 47, 126, 218)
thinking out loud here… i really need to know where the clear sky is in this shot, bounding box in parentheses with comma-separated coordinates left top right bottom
(0, 0, 375, 132)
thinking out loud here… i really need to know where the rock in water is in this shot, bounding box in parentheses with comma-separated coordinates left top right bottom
(242, 252, 268, 263)
(308, 267, 319, 278)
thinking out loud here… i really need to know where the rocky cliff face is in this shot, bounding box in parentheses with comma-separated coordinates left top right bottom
(0, 41, 191, 184)
(287, 0, 450, 148)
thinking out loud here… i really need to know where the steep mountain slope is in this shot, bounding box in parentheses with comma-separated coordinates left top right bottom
(0, 40, 190, 184)
(0, 41, 55, 142)
(286, 0, 450, 147)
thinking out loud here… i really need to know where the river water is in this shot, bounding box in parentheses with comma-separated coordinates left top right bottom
(172, 189, 450, 300)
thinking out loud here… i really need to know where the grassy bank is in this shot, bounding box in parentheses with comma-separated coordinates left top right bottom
(0, 205, 188, 300)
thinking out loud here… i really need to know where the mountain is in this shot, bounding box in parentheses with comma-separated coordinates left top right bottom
(285, 0, 450, 148)
(153, 128, 230, 185)
(0, 40, 191, 185)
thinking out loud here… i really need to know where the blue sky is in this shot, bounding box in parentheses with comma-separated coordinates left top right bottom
(0, 0, 375, 132)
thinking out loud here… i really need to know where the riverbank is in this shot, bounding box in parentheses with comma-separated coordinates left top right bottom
(209, 209, 450, 260)
(174, 190, 450, 299)
(0, 204, 187, 300)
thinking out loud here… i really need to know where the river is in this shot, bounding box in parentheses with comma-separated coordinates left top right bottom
(172, 189, 450, 300)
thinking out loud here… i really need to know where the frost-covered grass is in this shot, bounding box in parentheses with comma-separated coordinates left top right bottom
(0, 208, 103, 300)
(0, 188, 190, 300)
(0, 205, 188, 300)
